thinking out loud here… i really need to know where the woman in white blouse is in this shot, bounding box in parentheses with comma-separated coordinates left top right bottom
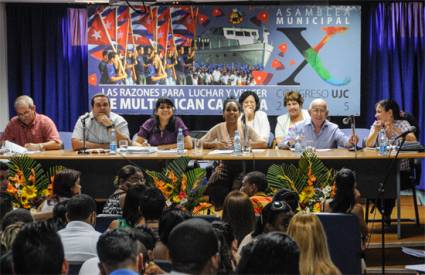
(275, 91, 310, 145)
(238, 91, 270, 143)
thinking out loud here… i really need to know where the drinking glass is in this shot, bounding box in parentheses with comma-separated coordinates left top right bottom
(193, 139, 203, 155)
(119, 139, 128, 152)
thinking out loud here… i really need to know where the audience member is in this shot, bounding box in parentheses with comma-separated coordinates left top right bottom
(222, 191, 255, 246)
(273, 188, 300, 213)
(0, 95, 62, 150)
(39, 168, 81, 213)
(0, 222, 24, 254)
(0, 193, 13, 225)
(50, 199, 69, 231)
(12, 221, 68, 275)
(238, 91, 270, 142)
(237, 232, 300, 274)
(153, 208, 191, 261)
(238, 200, 294, 253)
(240, 171, 272, 215)
(194, 176, 229, 216)
(1, 208, 33, 231)
(109, 185, 148, 229)
(71, 93, 129, 150)
(58, 194, 101, 263)
(322, 168, 368, 245)
(275, 91, 310, 145)
(212, 221, 238, 274)
(288, 213, 341, 275)
(168, 218, 219, 275)
(133, 97, 192, 149)
(279, 98, 358, 149)
(102, 165, 145, 215)
(97, 228, 143, 275)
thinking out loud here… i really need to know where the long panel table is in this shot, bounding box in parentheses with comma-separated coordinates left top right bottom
(2, 148, 424, 238)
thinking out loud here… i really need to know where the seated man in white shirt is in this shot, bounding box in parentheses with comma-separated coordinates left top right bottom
(58, 194, 101, 263)
(71, 93, 130, 151)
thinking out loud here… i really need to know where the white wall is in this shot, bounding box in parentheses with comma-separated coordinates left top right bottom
(0, 3, 9, 131)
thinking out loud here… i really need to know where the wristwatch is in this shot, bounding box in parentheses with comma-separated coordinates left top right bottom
(106, 124, 115, 130)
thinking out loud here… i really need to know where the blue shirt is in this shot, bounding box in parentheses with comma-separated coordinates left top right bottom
(110, 269, 138, 275)
(280, 119, 350, 149)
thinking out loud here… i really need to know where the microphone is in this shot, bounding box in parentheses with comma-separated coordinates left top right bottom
(342, 115, 354, 125)
(80, 112, 91, 122)
(394, 126, 416, 140)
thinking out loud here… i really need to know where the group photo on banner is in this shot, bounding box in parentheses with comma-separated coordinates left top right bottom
(88, 5, 361, 116)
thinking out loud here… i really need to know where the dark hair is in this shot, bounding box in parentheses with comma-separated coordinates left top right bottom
(330, 168, 356, 213)
(159, 208, 191, 246)
(205, 180, 230, 209)
(0, 251, 13, 275)
(50, 200, 69, 231)
(12, 221, 65, 275)
(1, 209, 33, 231)
(97, 228, 140, 271)
(273, 188, 299, 213)
(222, 191, 255, 244)
(237, 232, 300, 274)
(122, 185, 147, 227)
(102, 50, 109, 57)
(211, 221, 234, 275)
(253, 201, 294, 237)
(243, 171, 268, 192)
(90, 93, 111, 107)
(239, 91, 260, 112)
(0, 194, 13, 222)
(376, 99, 401, 120)
(107, 51, 117, 62)
(222, 97, 242, 114)
(52, 169, 81, 199)
(283, 91, 304, 107)
(136, 45, 143, 52)
(66, 194, 96, 221)
(116, 165, 144, 188)
(168, 218, 218, 274)
(153, 97, 177, 133)
(140, 187, 165, 220)
(132, 225, 156, 250)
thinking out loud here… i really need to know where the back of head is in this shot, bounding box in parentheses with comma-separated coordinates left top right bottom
(222, 191, 255, 244)
(97, 228, 140, 273)
(0, 194, 13, 224)
(53, 169, 81, 198)
(168, 218, 218, 274)
(244, 171, 268, 192)
(253, 201, 294, 237)
(132, 225, 156, 251)
(66, 194, 96, 222)
(123, 185, 147, 226)
(51, 200, 69, 231)
(332, 168, 356, 213)
(287, 213, 338, 275)
(159, 208, 191, 246)
(211, 221, 235, 274)
(237, 232, 299, 274)
(273, 188, 299, 213)
(140, 187, 165, 220)
(1, 209, 33, 231)
(12, 221, 65, 275)
(0, 222, 25, 254)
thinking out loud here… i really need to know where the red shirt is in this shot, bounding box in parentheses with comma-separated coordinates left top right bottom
(1, 113, 61, 146)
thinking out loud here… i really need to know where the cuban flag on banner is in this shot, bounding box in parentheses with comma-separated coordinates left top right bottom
(116, 6, 130, 51)
(171, 7, 195, 46)
(132, 7, 154, 46)
(100, 6, 116, 41)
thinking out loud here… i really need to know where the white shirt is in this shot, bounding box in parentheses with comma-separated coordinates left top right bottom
(58, 221, 101, 262)
(239, 110, 270, 142)
(79, 257, 100, 275)
(275, 109, 310, 139)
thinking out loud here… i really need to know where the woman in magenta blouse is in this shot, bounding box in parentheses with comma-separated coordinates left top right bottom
(133, 97, 192, 150)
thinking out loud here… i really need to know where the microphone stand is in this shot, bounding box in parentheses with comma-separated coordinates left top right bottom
(350, 116, 357, 158)
(78, 116, 90, 155)
(376, 135, 408, 274)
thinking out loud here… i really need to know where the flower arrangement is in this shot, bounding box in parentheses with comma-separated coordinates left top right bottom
(145, 157, 207, 212)
(267, 150, 336, 212)
(2, 155, 64, 209)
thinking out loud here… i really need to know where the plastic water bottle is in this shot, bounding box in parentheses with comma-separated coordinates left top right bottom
(233, 130, 242, 155)
(378, 128, 387, 156)
(109, 128, 117, 155)
(294, 140, 303, 154)
(177, 128, 184, 155)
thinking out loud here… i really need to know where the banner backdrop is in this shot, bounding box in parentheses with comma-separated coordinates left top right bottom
(88, 5, 361, 116)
